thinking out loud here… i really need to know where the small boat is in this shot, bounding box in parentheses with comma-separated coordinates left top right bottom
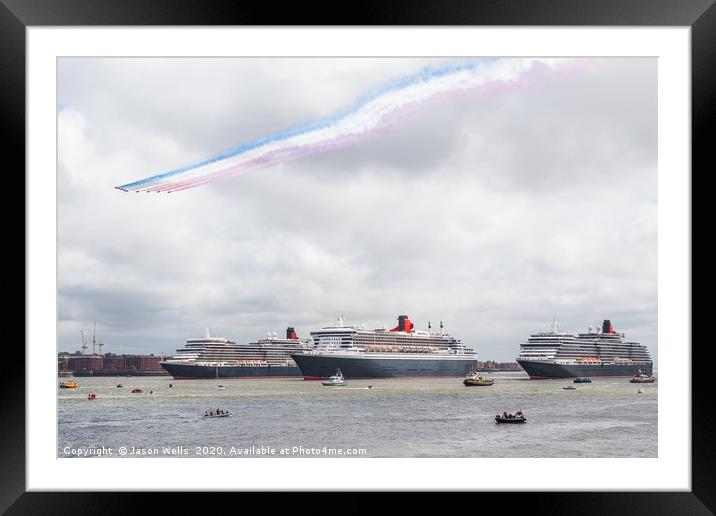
(563, 385, 576, 390)
(629, 370, 656, 383)
(322, 369, 346, 386)
(59, 379, 78, 389)
(463, 372, 495, 386)
(637, 389, 645, 394)
(116, 384, 123, 388)
(131, 388, 143, 393)
(87, 393, 97, 400)
(573, 377, 592, 383)
(168, 384, 173, 388)
(495, 410, 527, 424)
(204, 411, 231, 418)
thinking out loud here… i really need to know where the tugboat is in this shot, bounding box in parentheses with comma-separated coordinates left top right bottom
(59, 379, 78, 389)
(629, 370, 656, 383)
(573, 377, 592, 383)
(463, 371, 495, 386)
(322, 369, 346, 386)
(495, 409, 527, 424)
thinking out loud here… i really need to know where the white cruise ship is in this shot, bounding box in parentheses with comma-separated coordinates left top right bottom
(291, 315, 478, 379)
(160, 327, 311, 378)
(517, 319, 653, 378)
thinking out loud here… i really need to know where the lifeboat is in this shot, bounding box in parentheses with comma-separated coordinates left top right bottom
(87, 393, 97, 400)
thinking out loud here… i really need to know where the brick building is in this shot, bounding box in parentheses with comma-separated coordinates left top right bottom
(58, 352, 167, 376)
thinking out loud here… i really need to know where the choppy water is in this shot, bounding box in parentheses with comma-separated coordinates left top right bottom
(58, 372, 657, 458)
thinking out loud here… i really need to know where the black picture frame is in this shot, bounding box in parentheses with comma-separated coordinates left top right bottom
(6, 0, 712, 513)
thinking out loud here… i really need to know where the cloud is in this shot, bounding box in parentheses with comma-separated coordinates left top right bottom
(57, 57, 657, 363)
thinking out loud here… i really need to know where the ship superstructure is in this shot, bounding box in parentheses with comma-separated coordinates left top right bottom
(517, 319, 653, 378)
(291, 315, 478, 379)
(160, 327, 311, 379)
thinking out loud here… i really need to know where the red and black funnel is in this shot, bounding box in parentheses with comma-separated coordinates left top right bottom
(601, 320, 616, 334)
(286, 327, 298, 340)
(390, 315, 414, 333)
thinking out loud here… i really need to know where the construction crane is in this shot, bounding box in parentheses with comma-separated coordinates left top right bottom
(98, 340, 104, 355)
(80, 329, 88, 355)
(92, 321, 97, 355)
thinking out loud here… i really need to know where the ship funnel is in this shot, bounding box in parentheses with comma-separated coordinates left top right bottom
(390, 315, 414, 333)
(602, 320, 615, 334)
(286, 327, 298, 340)
(204, 327, 210, 339)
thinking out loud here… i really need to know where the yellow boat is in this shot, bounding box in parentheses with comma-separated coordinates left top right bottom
(59, 379, 78, 388)
(463, 372, 495, 386)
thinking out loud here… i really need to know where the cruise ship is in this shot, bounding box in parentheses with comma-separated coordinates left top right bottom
(291, 315, 478, 379)
(160, 327, 311, 379)
(516, 319, 653, 378)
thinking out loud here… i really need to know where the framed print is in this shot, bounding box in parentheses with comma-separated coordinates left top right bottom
(7, 0, 713, 512)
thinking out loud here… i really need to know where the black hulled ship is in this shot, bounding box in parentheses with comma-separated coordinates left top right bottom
(516, 319, 653, 379)
(291, 315, 478, 379)
(160, 327, 310, 379)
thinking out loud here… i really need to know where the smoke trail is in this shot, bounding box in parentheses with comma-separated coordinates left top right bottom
(116, 58, 568, 193)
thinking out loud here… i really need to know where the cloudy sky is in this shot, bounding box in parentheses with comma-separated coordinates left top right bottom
(57, 57, 657, 362)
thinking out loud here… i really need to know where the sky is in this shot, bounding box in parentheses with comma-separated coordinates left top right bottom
(57, 57, 657, 362)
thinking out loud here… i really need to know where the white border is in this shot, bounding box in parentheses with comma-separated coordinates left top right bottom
(27, 27, 690, 491)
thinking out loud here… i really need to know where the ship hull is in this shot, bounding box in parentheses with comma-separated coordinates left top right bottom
(160, 362, 302, 379)
(517, 360, 653, 379)
(292, 353, 477, 379)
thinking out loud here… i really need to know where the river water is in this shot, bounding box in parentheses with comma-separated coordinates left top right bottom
(58, 372, 657, 458)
